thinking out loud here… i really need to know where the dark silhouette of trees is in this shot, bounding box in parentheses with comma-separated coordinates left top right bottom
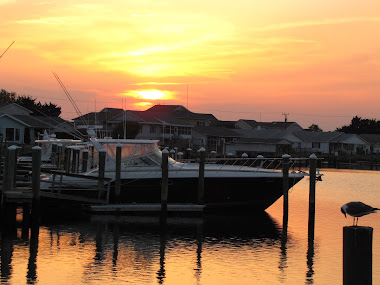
(112, 121, 141, 139)
(336, 116, 380, 134)
(307, 124, 323, 132)
(0, 89, 61, 117)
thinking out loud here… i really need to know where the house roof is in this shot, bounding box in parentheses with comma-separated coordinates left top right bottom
(330, 133, 368, 144)
(0, 102, 33, 114)
(294, 131, 343, 142)
(359, 134, 380, 145)
(193, 126, 240, 137)
(0, 114, 71, 129)
(238, 119, 299, 130)
(72, 108, 124, 124)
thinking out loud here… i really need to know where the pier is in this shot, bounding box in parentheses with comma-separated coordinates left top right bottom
(0, 143, 322, 220)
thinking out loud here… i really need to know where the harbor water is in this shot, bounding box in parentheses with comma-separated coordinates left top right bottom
(1, 169, 380, 285)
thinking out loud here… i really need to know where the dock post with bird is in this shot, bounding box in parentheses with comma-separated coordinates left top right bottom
(341, 201, 378, 285)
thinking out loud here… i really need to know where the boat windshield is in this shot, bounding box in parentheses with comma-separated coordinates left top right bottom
(100, 141, 175, 167)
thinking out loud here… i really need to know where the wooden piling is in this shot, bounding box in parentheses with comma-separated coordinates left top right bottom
(198, 147, 206, 205)
(32, 146, 41, 214)
(115, 144, 121, 203)
(343, 226, 373, 285)
(3, 146, 17, 192)
(82, 149, 88, 173)
(161, 149, 169, 214)
(282, 154, 290, 214)
(308, 154, 317, 233)
(98, 149, 106, 190)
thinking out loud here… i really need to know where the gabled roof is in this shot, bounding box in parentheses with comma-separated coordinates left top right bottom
(330, 133, 368, 144)
(237, 119, 301, 131)
(359, 134, 380, 145)
(0, 114, 70, 128)
(72, 108, 124, 124)
(193, 126, 240, 137)
(128, 110, 193, 126)
(0, 102, 33, 114)
(294, 131, 343, 142)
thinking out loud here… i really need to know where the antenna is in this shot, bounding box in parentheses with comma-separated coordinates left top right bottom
(0, 41, 15, 60)
(52, 71, 88, 126)
(282, 112, 289, 123)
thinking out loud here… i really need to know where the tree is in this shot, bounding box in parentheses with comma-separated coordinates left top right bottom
(307, 124, 323, 132)
(112, 121, 141, 139)
(0, 89, 61, 117)
(336, 116, 380, 134)
(0, 89, 16, 103)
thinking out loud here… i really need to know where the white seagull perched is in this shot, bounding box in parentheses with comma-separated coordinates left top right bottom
(341, 201, 379, 226)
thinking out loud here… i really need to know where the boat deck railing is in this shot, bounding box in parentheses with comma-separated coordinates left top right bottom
(176, 157, 321, 173)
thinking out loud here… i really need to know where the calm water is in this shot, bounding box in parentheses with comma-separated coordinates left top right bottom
(1, 169, 380, 285)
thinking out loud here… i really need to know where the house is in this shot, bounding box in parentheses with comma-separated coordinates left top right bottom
(329, 133, 368, 155)
(359, 134, 380, 154)
(192, 126, 240, 154)
(0, 103, 77, 144)
(73, 105, 219, 149)
(294, 131, 369, 155)
(235, 119, 304, 132)
(225, 129, 303, 156)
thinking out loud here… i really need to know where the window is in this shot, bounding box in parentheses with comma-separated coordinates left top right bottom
(15, 129, 20, 141)
(6, 128, 14, 141)
(178, 127, 191, 135)
(197, 121, 206, 126)
(312, 142, 320, 148)
(150, 125, 156, 133)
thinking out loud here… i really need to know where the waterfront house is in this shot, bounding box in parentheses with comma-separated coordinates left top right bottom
(73, 105, 218, 148)
(235, 119, 303, 132)
(359, 134, 380, 154)
(225, 129, 303, 156)
(293, 131, 368, 155)
(0, 103, 77, 144)
(192, 126, 240, 154)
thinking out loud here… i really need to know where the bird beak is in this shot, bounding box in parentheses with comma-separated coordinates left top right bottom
(341, 208, 346, 218)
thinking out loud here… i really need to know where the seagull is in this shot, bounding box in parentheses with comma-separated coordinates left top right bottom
(341, 202, 379, 226)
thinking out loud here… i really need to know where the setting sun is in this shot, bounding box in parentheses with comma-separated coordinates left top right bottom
(137, 90, 165, 100)
(123, 89, 175, 103)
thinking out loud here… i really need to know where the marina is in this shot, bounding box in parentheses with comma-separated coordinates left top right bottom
(0, 168, 379, 284)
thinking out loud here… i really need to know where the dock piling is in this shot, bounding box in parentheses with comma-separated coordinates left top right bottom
(161, 149, 169, 214)
(3, 146, 17, 192)
(308, 154, 317, 235)
(32, 146, 41, 215)
(115, 144, 121, 203)
(98, 149, 106, 191)
(282, 154, 290, 214)
(198, 147, 206, 205)
(343, 226, 373, 285)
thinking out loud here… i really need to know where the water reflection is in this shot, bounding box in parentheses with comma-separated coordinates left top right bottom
(0, 211, 282, 284)
(306, 208, 316, 285)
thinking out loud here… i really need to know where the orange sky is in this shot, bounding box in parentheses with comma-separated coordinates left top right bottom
(1, 0, 380, 130)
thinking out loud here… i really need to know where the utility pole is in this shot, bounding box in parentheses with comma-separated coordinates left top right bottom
(282, 113, 289, 130)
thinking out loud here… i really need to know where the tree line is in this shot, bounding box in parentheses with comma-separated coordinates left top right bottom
(0, 89, 61, 117)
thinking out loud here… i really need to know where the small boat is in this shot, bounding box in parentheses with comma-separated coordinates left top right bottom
(40, 127, 306, 211)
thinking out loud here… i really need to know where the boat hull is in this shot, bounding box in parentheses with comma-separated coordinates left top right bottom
(108, 176, 303, 211)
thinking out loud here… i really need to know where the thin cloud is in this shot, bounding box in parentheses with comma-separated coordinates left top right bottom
(253, 17, 380, 32)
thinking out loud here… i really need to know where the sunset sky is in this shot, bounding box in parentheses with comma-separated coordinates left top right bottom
(1, 0, 380, 130)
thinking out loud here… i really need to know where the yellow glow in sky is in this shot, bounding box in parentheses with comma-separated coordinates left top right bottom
(1, 0, 380, 130)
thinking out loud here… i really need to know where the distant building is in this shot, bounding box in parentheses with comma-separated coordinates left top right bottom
(235, 119, 303, 132)
(0, 103, 77, 144)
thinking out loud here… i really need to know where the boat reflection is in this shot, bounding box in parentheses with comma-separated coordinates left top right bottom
(0, 211, 284, 284)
